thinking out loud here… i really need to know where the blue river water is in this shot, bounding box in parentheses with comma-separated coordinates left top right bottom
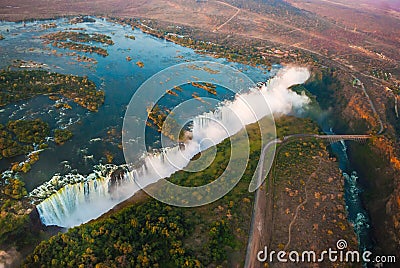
(0, 17, 275, 191)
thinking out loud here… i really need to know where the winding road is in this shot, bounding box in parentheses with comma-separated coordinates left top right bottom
(283, 159, 322, 251)
(351, 75, 384, 134)
(213, 0, 240, 32)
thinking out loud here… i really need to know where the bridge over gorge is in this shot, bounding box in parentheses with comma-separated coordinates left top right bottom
(283, 133, 372, 143)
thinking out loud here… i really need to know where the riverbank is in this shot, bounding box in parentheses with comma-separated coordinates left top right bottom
(348, 141, 400, 257)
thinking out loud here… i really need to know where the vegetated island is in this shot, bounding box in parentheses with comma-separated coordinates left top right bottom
(165, 89, 178, 96)
(136, 61, 144, 68)
(0, 69, 105, 112)
(54, 129, 73, 145)
(42, 31, 114, 45)
(41, 23, 57, 29)
(69, 16, 96, 24)
(124, 34, 135, 40)
(191, 82, 217, 95)
(0, 119, 49, 160)
(0, 119, 73, 174)
(146, 104, 183, 142)
(11, 59, 49, 69)
(41, 31, 113, 57)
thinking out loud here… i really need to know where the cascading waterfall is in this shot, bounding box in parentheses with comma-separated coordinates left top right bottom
(33, 67, 311, 228)
(37, 178, 110, 227)
(34, 165, 138, 227)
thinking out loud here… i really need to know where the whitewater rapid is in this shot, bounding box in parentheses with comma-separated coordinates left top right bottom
(33, 66, 310, 227)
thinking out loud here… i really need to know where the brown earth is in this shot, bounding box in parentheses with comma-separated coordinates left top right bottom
(267, 140, 359, 268)
(1, 0, 399, 75)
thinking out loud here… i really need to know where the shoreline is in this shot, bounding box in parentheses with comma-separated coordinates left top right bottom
(0, 15, 297, 68)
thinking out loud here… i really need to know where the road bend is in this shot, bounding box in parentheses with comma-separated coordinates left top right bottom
(213, 1, 240, 32)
